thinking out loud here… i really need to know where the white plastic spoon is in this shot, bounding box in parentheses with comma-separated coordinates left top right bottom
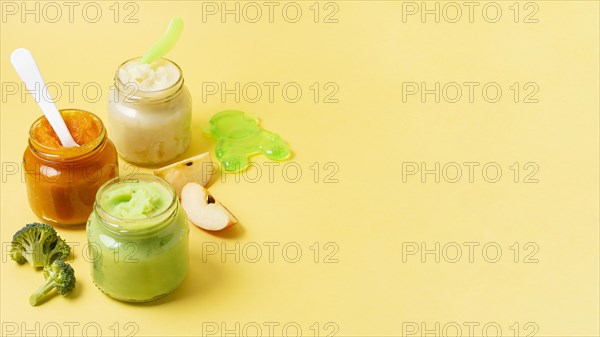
(11, 48, 78, 147)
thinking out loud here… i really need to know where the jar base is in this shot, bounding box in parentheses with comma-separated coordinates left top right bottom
(92, 280, 179, 303)
(35, 214, 88, 227)
(116, 151, 187, 167)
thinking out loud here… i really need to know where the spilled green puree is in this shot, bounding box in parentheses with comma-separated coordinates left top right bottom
(87, 179, 189, 302)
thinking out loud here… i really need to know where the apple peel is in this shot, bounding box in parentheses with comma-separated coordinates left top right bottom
(181, 182, 238, 231)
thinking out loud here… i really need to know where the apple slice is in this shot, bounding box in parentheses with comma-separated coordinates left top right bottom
(154, 152, 213, 196)
(181, 183, 238, 231)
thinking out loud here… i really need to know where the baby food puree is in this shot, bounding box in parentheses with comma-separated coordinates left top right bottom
(33, 110, 101, 147)
(99, 181, 170, 221)
(24, 109, 118, 225)
(108, 58, 192, 165)
(87, 175, 189, 302)
(118, 59, 179, 92)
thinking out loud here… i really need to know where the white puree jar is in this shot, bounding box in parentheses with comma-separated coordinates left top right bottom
(108, 58, 191, 165)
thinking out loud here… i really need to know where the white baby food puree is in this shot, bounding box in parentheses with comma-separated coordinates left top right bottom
(108, 58, 192, 165)
(118, 59, 179, 92)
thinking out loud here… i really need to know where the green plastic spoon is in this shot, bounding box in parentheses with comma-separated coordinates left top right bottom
(140, 17, 183, 64)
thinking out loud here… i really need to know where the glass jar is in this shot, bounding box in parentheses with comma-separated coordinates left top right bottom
(87, 174, 189, 302)
(108, 57, 192, 165)
(23, 109, 118, 226)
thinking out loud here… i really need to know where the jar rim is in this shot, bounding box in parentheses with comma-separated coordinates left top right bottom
(94, 174, 178, 235)
(28, 109, 106, 160)
(113, 57, 184, 103)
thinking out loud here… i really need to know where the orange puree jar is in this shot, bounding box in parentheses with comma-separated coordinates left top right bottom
(23, 109, 118, 226)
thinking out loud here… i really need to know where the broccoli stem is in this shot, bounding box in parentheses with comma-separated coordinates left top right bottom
(25, 234, 52, 268)
(22, 249, 35, 267)
(29, 279, 56, 306)
(22, 242, 45, 268)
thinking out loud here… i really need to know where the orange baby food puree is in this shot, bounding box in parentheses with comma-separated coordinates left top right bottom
(32, 110, 101, 147)
(24, 109, 118, 225)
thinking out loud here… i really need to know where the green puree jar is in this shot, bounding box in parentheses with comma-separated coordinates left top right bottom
(87, 174, 189, 302)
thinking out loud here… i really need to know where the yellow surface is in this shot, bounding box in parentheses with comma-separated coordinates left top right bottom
(1, 1, 598, 336)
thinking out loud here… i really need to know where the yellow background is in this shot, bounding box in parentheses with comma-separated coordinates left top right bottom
(1, 1, 598, 336)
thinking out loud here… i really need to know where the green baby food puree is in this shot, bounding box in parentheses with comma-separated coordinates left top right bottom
(87, 175, 189, 302)
(99, 181, 171, 220)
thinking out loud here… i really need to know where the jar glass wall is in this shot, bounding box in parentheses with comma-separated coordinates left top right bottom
(86, 174, 189, 302)
(23, 109, 118, 226)
(108, 58, 192, 165)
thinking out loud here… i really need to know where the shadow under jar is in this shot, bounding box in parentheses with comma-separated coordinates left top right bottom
(23, 109, 118, 226)
(108, 57, 192, 166)
(87, 174, 189, 302)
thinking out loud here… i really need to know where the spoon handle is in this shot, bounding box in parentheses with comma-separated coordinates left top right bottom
(10, 48, 78, 147)
(140, 17, 184, 64)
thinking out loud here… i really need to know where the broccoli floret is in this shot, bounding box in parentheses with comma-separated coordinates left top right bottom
(29, 258, 76, 306)
(10, 223, 71, 268)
